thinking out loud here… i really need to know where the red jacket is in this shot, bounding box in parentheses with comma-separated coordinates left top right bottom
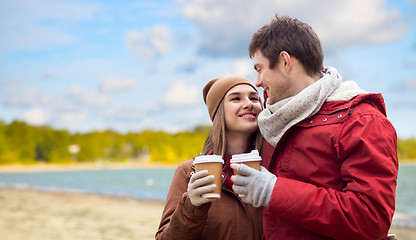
(262, 93, 398, 240)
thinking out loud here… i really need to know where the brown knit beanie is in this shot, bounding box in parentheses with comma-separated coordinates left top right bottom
(203, 76, 258, 121)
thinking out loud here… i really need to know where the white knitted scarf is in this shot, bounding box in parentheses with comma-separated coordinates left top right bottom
(257, 66, 367, 147)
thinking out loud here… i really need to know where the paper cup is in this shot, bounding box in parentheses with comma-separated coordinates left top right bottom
(194, 155, 224, 199)
(230, 150, 261, 175)
(231, 150, 261, 198)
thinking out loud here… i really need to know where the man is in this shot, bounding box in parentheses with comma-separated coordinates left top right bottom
(231, 15, 398, 240)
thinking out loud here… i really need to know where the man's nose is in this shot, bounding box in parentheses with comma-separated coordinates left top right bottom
(255, 76, 263, 88)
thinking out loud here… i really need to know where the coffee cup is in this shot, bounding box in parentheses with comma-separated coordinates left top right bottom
(230, 150, 262, 175)
(193, 155, 224, 199)
(231, 150, 261, 197)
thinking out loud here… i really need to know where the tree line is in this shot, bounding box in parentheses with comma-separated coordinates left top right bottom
(0, 120, 415, 165)
(0, 120, 210, 165)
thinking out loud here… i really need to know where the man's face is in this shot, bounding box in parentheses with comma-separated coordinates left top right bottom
(253, 49, 291, 105)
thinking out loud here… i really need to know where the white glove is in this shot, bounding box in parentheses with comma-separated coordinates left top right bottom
(232, 164, 277, 207)
(187, 170, 217, 206)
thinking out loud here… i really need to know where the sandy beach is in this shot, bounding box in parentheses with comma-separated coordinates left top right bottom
(0, 163, 415, 240)
(0, 187, 165, 240)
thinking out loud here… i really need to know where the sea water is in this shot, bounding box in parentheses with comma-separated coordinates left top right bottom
(393, 165, 416, 228)
(0, 168, 176, 200)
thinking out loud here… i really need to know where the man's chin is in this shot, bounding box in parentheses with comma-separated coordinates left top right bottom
(267, 98, 276, 106)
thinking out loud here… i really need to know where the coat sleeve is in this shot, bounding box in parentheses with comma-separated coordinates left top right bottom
(155, 160, 212, 240)
(267, 112, 398, 240)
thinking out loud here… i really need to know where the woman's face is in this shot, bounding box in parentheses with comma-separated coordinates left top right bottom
(223, 84, 262, 135)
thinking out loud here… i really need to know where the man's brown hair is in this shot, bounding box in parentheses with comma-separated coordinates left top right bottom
(249, 15, 324, 76)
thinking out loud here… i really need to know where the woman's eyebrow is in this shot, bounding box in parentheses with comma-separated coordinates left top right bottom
(226, 92, 240, 97)
(227, 91, 258, 97)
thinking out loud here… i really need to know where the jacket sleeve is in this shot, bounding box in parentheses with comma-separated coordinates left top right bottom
(155, 160, 212, 240)
(267, 112, 398, 240)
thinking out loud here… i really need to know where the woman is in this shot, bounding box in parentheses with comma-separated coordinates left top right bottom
(155, 76, 264, 240)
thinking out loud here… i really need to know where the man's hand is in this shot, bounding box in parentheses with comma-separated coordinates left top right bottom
(188, 170, 217, 206)
(231, 164, 277, 207)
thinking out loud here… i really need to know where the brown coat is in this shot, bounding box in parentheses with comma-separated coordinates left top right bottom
(156, 159, 263, 240)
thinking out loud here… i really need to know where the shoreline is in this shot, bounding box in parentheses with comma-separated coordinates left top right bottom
(0, 187, 415, 240)
(0, 161, 414, 174)
(0, 161, 179, 173)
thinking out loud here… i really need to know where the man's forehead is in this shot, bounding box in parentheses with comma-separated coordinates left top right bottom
(253, 56, 266, 67)
(253, 50, 267, 62)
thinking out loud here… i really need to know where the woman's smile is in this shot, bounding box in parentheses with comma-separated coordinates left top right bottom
(239, 111, 257, 120)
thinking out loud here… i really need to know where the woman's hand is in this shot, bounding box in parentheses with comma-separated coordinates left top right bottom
(187, 170, 217, 206)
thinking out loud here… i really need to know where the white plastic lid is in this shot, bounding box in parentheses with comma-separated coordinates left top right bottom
(230, 150, 261, 163)
(194, 155, 224, 164)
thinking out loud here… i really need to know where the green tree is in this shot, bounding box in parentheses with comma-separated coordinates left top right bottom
(1, 119, 414, 166)
(35, 127, 72, 163)
(397, 138, 416, 160)
(3, 121, 37, 164)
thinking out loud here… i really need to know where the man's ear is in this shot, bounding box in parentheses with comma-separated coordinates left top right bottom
(280, 51, 291, 71)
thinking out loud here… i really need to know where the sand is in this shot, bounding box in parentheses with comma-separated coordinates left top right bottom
(0, 187, 165, 240)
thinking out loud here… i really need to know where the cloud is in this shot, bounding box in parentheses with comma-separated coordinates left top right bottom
(6, 86, 52, 107)
(308, 0, 408, 49)
(5, 83, 104, 128)
(23, 107, 49, 126)
(1, 25, 77, 51)
(403, 78, 416, 90)
(163, 82, 200, 106)
(388, 107, 416, 138)
(223, 59, 256, 80)
(389, 78, 416, 92)
(143, 106, 209, 134)
(68, 85, 109, 107)
(168, 107, 209, 125)
(55, 112, 87, 126)
(100, 76, 137, 92)
(40, 69, 56, 80)
(178, 0, 408, 57)
(104, 104, 149, 121)
(179, 0, 258, 57)
(0, 0, 99, 50)
(32, 109, 89, 133)
(125, 24, 171, 60)
(176, 59, 199, 73)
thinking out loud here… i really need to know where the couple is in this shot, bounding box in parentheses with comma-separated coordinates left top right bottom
(156, 15, 398, 240)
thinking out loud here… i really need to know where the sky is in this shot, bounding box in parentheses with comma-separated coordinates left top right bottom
(1, 0, 416, 139)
